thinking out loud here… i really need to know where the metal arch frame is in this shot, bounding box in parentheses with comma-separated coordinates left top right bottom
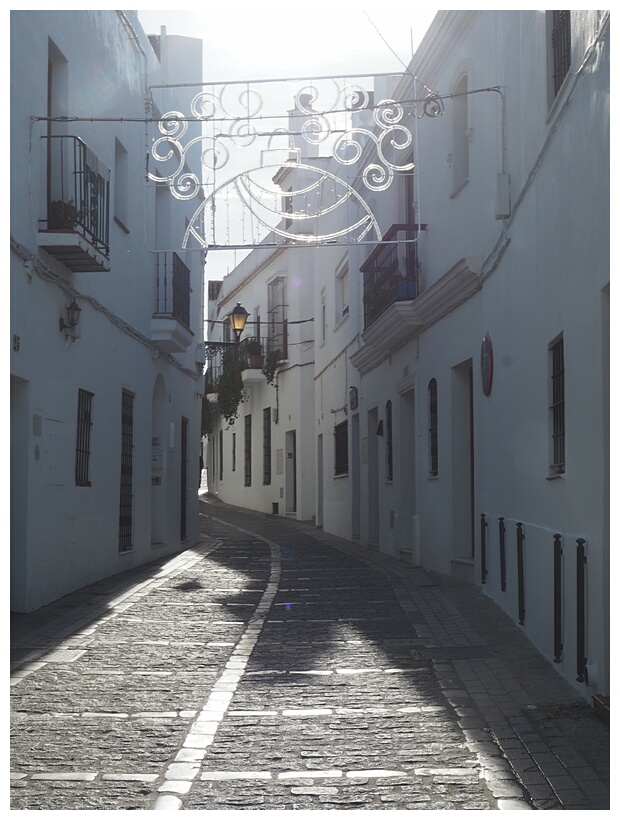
(147, 72, 444, 252)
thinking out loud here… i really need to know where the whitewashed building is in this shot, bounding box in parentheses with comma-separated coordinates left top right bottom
(206, 10, 609, 702)
(10, 11, 205, 612)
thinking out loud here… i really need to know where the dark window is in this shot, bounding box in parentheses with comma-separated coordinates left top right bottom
(244, 414, 252, 486)
(550, 338, 565, 473)
(219, 429, 223, 481)
(263, 407, 272, 484)
(334, 420, 348, 476)
(118, 391, 134, 552)
(75, 389, 93, 486)
(385, 400, 393, 481)
(232, 432, 236, 472)
(428, 379, 438, 476)
(550, 11, 571, 99)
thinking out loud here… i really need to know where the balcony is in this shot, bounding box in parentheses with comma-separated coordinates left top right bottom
(361, 224, 419, 330)
(38, 135, 110, 272)
(204, 335, 286, 390)
(151, 252, 193, 353)
(351, 256, 483, 375)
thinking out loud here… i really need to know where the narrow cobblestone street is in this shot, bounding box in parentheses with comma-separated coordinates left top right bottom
(10, 497, 610, 811)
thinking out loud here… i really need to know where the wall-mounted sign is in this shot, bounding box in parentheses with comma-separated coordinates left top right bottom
(481, 334, 493, 396)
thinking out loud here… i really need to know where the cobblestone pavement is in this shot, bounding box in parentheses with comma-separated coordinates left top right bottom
(10, 496, 610, 811)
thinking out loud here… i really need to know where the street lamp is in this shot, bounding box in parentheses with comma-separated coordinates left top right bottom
(229, 302, 249, 343)
(203, 302, 249, 361)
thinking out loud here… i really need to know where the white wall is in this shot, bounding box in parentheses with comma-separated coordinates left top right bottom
(10, 11, 204, 611)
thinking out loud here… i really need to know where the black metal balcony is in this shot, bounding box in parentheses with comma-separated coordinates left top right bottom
(155, 252, 191, 328)
(151, 252, 193, 352)
(39, 135, 110, 271)
(361, 224, 419, 329)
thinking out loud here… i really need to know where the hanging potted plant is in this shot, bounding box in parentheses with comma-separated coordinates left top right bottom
(262, 348, 281, 386)
(245, 337, 264, 369)
(217, 352, 244, 427)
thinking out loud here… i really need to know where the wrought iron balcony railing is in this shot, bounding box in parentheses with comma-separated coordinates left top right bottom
(204, 335, 286, 385)
(41, 135, 110, 257)
(155, 252, 191, 328)
(360, 224, 420, 329)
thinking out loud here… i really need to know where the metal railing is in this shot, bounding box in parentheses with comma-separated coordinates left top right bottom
(361, 224, 419, 329)
(155, 252, 191, 328)
(516, 522, 525, 624)
(553, 533, 563, 662)
(42, 135, 110, 256)
(576, 538, 587, 682)
(498, 517, 507, 592)
(480, 513, 488, 584)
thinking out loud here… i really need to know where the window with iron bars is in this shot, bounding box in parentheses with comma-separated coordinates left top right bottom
(549, 11, 571, 101)
(385, 400, 393, 481)
(428, 379, 438, 477)
(118, 390, 134, 552)
(550, 337, 565, 474)
(244, 414, 252, 486)
(263, 407, 272, 485)
(334, 420, 348, 476)
(75, 389, 94, 486)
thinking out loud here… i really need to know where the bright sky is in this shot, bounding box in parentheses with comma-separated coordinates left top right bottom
(137, 4, 439, 81)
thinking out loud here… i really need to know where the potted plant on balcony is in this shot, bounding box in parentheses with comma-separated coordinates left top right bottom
(245, 337, 264, 369)
(48, 199, 81, 230)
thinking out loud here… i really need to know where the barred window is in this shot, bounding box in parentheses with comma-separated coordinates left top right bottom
(550, 337, 565, 473)
(244, 414, 252, 486)
(263, 407, 272, 485)
(549, 11, 571, 100)
(428, 379, 438, 476)
(334, 420, 348, 476)
(385, 400, 393, 481)
(118, 390, 134, 552)
(75, 389, 94, 486)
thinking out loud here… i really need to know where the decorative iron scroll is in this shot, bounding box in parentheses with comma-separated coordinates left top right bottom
(147, 75, 441, 251)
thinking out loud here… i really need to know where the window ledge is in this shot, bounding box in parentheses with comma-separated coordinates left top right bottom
(334, 472, 349, 479)
(546, 473, 565, 481)
(427, 474, 439, 481)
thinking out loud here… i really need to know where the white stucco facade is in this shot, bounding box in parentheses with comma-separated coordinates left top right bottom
(10, 11, 205, 612)
(206, 10, 609, 701)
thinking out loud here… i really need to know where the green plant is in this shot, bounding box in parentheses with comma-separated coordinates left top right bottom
(244, 337, 262, 355)
(201, 396, 215, 437)
(216, 352, 244, 426)
(262, 349, 281, 385)
(48, 199, 80, 230)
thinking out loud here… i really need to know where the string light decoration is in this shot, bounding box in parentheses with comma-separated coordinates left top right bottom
(147, 74, 443, 251)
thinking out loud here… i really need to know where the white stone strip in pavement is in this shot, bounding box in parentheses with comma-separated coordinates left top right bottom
(12, 765, 479, 784)
(152, 532, 282, 811)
